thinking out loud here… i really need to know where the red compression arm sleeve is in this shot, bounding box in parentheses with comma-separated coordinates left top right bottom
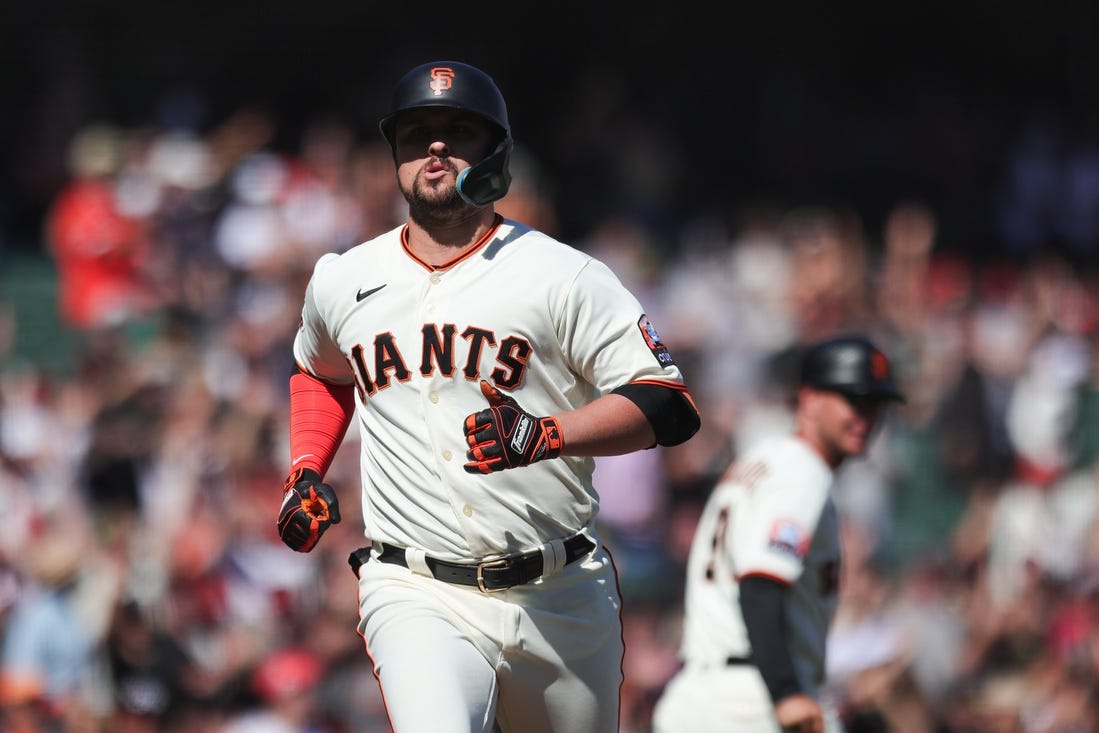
(289, 371, 356, 477)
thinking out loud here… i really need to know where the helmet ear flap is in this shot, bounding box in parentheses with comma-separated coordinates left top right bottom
(457, 137, 513, 206)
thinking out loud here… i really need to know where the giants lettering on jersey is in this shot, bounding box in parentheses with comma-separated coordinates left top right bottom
(730, 460, 767, 490)
(347, 322, 532, 399)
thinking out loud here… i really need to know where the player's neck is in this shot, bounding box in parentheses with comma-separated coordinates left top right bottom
(794, 427, 843, 469)
(405, 208, 497, 267)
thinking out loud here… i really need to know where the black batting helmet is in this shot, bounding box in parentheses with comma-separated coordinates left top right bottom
(799, 335, 906, 402)
(379, 61, 513, 206)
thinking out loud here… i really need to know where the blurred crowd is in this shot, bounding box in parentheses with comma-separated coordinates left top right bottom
(1, 109, 1098, 733)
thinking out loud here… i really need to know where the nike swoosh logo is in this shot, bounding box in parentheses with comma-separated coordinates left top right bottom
(356, 284, 387, 302)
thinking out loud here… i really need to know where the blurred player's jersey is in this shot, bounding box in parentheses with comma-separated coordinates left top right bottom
(678, 434, 839, 695)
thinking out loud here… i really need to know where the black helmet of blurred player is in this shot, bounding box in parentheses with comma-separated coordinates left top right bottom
(379, 61, 512, 207)
(799, 335, 906, 403)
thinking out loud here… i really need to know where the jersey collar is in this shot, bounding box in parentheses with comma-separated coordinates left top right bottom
(401, 214, 504, 272)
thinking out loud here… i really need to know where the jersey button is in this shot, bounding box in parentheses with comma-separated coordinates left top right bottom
(463, 504, 473, 517)
(429, 392, 439, 403)
(442, 450, 452, 461)
(429, 274, 441, 285)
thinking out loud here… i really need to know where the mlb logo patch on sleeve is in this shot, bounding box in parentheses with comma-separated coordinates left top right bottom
(637, 315, 676, 367)
(768, 519, 810, 559)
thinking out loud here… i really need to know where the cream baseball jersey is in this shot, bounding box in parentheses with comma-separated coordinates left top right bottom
(678, 433, 840, 694)
(293, 216, 687, 562)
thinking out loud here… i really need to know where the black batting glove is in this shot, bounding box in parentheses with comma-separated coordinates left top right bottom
(278, 467, 341, 552)
(463, 380, 563, 474)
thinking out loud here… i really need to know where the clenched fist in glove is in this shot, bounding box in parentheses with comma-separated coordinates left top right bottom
(463, 380, 563, 474)
(278, 467, 341, 552)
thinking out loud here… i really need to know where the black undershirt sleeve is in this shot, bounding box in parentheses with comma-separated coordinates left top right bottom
(739, 574, 802, 703)
(610, 383, 701, 447)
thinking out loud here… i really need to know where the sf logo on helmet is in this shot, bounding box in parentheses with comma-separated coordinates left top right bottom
(870, 350, 889, 380)
(430, 67, 455, 95)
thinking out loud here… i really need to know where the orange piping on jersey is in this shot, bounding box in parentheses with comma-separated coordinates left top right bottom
(400, 214, 504, 272)
(627, 378, 691, 391)
(356, 606, 397, 733)
(735, 570, 792, 587)
(603, 543, 627, 725)
(626, 379, 700, 414)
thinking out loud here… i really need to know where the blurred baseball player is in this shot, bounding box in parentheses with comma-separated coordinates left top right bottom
(652, 335, 904, 733)
(276, 60, 701, 733)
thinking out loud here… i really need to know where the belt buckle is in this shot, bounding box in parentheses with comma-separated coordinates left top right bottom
(476, 558, 511, 593)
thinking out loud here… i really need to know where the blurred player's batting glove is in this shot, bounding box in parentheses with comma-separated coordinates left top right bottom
(278, 467, 341, 552)
(463, 380, 563, 474)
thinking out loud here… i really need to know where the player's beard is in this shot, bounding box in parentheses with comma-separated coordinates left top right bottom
(401, 160, 475, 227)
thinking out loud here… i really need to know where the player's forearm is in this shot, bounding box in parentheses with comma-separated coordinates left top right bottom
(553, 393, 656, 456)
(289, 369, 356, 476)
(738, 574, 803, 703)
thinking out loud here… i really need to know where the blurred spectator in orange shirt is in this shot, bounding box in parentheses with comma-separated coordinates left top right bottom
(45, 124, 154, 330)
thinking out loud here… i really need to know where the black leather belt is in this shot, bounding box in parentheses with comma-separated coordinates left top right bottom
(348, 534, 595, 593)
(726, 656, 754, 666)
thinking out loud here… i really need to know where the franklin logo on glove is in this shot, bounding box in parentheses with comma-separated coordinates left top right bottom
(510, 415, 533, 453)
(463, 380, 563, 474)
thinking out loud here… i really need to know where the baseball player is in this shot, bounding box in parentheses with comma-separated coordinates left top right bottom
(275, 60, 701, 733)
(652, 335, 904, 733)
